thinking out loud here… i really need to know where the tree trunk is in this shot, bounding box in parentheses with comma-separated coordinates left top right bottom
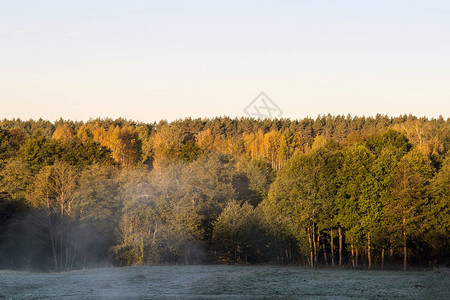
(288, 243, 292, 262)
(312, 223, 317, 265)
(338, 227, 342, 267)
(60, 230, 63, 272)
(322, 236, 328, 266)
(65, 241, 69, 271)
(317, 232, 320, 260)
(403, 217, 407, 271)
(330, 229, 335, 266)
(381, 248, 385, 270)
(316, 231, 320, 265)
(355, 247, 359, 267)
(389, 240, 394, 263)
(48, 215, 58, 271)
(351, 242, 355, 268)
(367, 231, 371, 269)
(307, 226, 313, 267)
(403, 230, 407, 271)
(152, 221, 158, 242)
(65, 223, 70, 271)
(71, 240, 77, 271)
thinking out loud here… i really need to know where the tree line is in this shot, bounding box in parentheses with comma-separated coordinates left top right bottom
(0, 115, 448, 271)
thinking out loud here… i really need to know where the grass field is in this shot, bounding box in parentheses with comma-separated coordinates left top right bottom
(0, 266, 448, 299)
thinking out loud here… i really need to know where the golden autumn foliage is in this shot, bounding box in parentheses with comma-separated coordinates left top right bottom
(106, 125, 141, 167)
(392, 119, 444, 156)
(52, 124, 74, 141)
(311, 135, 328, 151)
(196, 129, 215, 151)
(77, 122, 107, 145)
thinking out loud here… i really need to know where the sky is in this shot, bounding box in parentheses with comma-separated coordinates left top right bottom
(1, 0, 449, 122)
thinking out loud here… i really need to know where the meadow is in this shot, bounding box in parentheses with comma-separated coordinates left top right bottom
(1, 266, 449, 299)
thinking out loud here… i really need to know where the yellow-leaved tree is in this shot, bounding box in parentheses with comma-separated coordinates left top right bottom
(106, 125, 141, 167)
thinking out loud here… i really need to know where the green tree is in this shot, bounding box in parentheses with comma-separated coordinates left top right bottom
(246, 159, 275, 205)
(384, 151, 434, 270)
(0, 128, 18, 163)
(18, 131, 61, 170)
(212, 201, 266, 263)
(263, 148, 340, 267)
(0, 159, 32, 202)
(336, 143, 374, 267)
(179, 140, 204, 162)
(73, 164, 121, 265)
(423, 155, 450, 265)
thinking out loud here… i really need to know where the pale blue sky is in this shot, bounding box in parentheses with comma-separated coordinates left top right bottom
(1, 0, 449, 122)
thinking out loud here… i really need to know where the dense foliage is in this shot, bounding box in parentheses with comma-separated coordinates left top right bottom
(0, 115, 448, 271)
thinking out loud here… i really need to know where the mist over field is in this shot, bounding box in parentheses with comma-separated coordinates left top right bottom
(2, 266, 449, 299)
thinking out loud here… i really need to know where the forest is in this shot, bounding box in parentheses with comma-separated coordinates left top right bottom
(0, 115, 448, 271)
